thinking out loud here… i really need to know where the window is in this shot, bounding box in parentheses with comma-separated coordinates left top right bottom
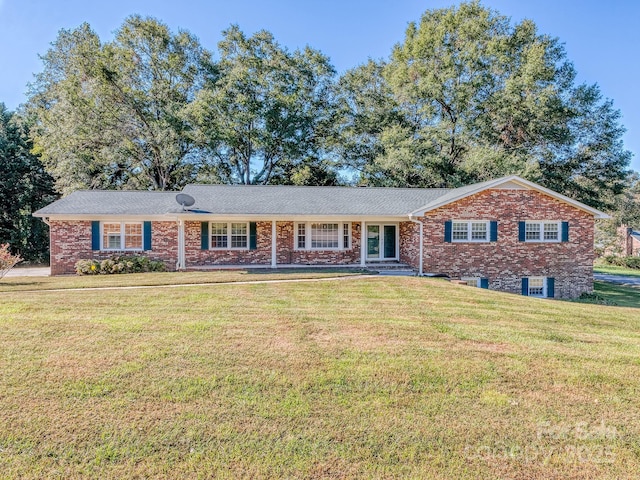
(102, 222, 143, 250)
(343, 223, 350, 249)
(523, 277, 555, 298)
(231, 223, 248, 248)
(311, 223, 339, 248)
(210, 222, 249, 249)
(211, 223, 228, 248)
(461, 277, 489, 289)
(295, 222, 351, 250)
(297, 223, 306, 249)
(452, 221, 489, 242)
(528, 277, 546, 297)
(524, 221, 560, 242)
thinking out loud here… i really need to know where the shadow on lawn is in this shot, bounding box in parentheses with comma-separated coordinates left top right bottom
(569, 281, 640, 309)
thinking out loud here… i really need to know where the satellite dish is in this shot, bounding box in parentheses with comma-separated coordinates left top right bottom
(176, 193, 195, 210)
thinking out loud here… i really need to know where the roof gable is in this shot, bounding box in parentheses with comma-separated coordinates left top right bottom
(409, 176, 609, 219)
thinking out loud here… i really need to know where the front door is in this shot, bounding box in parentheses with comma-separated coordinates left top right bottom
(367, 224, 397, 260)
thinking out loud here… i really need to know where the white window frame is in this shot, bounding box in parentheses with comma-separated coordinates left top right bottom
(525, 221, 561, 242)
(527, 277, 547, 298)
(209, 221, 249, 250)
(461, 277, 482, 287)
(101, 221, 144, 251)
(452, 220, 490, 242)
(294, 222, 351, 251)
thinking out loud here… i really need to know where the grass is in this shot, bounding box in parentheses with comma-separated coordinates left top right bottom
(594, 263, 640, 278)
(1, 275, 639, 478)
(0, 268, 366, 293)
(584, 281, 640, 308)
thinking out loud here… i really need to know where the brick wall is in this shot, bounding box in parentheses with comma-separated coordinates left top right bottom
(404, 189, 594, 298)
(184, 221, 272, 266)
(185, 220, 362, 267)
(276, 222, 361, 265)
(49, 220, 178, 275)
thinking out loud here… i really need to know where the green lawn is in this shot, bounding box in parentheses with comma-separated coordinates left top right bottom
(594, 263, 640, 278)
(0, 268, 366, 293)
(1, 275, 639, 479)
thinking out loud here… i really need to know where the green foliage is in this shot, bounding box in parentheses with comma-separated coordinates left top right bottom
(601, 255, 640, 270)
(336, 1, 631, 208)
(188, 25, 337, 185)
(0, 104, 57, 262)
(0, 243, 23, 279)
(75, 255, 166, 275)
(27, 17, 212, 193)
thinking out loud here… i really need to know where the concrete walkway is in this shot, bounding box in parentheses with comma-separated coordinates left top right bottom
(4, 267, 50, 277)
(594, 273, 640, 287)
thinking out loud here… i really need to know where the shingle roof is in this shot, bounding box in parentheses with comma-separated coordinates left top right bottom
(180, 185, 450, 216)
(34, 191, 178, 216)
(33, 176, 608, 218)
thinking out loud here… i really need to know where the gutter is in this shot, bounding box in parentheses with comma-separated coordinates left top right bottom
(408, 215, 424, 276)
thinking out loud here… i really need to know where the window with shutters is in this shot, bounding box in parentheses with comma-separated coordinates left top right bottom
(528, 277, 546, 297)
(525, 221, 560, 242)
(102, 222, 143, 251)
(451, 221, 489, 242)
(210, 222, 249, 250)
(461, 277, 481, 287)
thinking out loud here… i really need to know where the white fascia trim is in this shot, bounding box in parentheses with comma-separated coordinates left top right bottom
(37, 214, 176, 221)
(408, 175, 610, 219)
(174, 214, 406, 222)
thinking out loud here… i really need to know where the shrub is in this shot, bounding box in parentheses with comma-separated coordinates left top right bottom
(0, 244, 23, 279)
(75, 255, 166, 275)
(578, 292, 616, 306)
(623, 256, 640, 270)
(601, 255, 640, 270)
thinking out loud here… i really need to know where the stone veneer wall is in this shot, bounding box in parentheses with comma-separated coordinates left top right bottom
(49, 220, 178, 275)
(399, 189, 594, 299)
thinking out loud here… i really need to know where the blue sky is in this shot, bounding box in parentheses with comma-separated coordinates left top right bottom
(1, 0, 638, 171)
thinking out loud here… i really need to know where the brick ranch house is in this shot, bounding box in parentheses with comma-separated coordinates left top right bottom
(34, 175, 608, 298)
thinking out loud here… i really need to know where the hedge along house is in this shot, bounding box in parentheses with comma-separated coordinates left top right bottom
(34, 175, 608, 298)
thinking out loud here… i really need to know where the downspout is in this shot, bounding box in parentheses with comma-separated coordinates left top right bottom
(42, 217, 50, 226)
(408, 215, 424, 276)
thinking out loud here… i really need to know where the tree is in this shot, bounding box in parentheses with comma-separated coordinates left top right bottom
(28, 16, 212, 193)
(336, 1, 631, 208)
(188, 25, 337, 185)
(0, 104, 57, 262)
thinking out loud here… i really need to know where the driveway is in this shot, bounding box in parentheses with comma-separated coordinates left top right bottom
(4, 267, 50, 277)
(594, 273, 640, 287)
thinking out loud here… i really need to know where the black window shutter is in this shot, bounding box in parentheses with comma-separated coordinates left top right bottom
(561, 222, 569, 242)
(250, 222, 257, 250)
(518, 222, 526, 242)
(444, 221, 452, 243)
(490, 221, 498, 242)
(91, 221, 100, 250)
(547, 277, 555, 298)
(480, 278, 489, 289)
(521, 278, 529, 296)
(143, 221, 152, 251)
(201, 222, 209, 250)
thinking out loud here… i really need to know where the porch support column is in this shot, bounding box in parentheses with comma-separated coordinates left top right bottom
(360, 220, 366, 267)
(271, 220, 277, 268)
(177, 219, 185, 270)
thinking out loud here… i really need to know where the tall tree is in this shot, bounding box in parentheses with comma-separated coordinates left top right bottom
(337, 1, 631, 208)
(188, 25, 337, 185)
(0, 104, 57, 262)
(28, 16, 212, 193)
